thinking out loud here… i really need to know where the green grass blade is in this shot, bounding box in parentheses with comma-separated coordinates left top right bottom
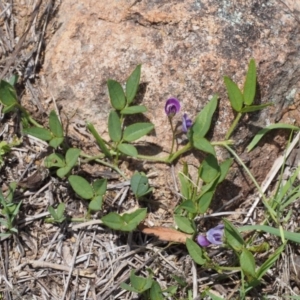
(243, 59, 256, 106)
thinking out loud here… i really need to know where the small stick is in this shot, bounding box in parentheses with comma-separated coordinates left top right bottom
(28, 259, 96, 279)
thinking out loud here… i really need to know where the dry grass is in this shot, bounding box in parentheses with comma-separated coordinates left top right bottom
(1, 1, 300, 300)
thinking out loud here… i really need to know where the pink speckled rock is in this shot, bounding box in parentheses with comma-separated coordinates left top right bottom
(43, 1, 300, 204)
(44, 1, 300, 149)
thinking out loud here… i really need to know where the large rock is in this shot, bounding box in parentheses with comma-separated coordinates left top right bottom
(42, 0, 300, 198)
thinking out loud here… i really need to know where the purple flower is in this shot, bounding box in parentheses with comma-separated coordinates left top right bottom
(165, 98, 180, 117)
(182, 113, 192, 133)
(196, 224, 224, 247)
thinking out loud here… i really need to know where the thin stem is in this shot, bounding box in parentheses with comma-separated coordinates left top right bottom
(167, 143, 192, 163)
(168, 116, 176, 154)
(19, 105, 43, 127)
(223, 144, 277, 222)
(80, 152, 127, 179)
(135, 154, 169, 163)
(136, 140, 233, 164)
(225, 112, 243, 140)
(223, 144, 266, 201)
(211, 140, 234, 147)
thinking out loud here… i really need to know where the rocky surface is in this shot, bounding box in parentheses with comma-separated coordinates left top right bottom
(41, 0, 300, 199)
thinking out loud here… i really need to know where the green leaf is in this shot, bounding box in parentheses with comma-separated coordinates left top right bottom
(121, 105, 147, 114)
(186, 238, 206, 265)
(130, 172, 152, 198)
(56, 166, 72, 178)
(174, 215, 195, 234)
(68, 175, 94, 199)
(122, 208, 147, 226)
(117, 143, 138, 157)
(123, 122, 154, 142)
(199, 154, 220, 183)
(49, 137, 64, 149)
(122, 208, 147, 227)
(224, 219, 245, 251)
(120, 282, 139, 293)
(198, 190, 214, 214)
(56, 203, 65, 218)
(199, 174, 219, 195)
(0, 80, 18, 107)
(102, 212, 124, 230)
(193, 136, 216, 156)
(44, 153, 65, 168)
(86, 122, 112, 159)
(239, 225, 300, 244)
(240, 248, 256, 278)
(23, 127, 52, 141)
(6, 182, 17, 203)
(89, 195, 103, 211)
(243, 59, 256, 106)
(102, 208, 147, 232)
(108, 110, 122, 142)
(0, 232, 12, 238)
(256, 244, 284, 279)
(274, 165, 300, 209)
(247, 123, 300, 152)
(150, 281, 164, 300)
(3, 104, 17, 113)
(203, 291, 226, 300)
(224, 76, 244, 112)
(178, 173, 191, 200)
(49, 110, 64, 137)
(48, 203, 65, 223)
(65, 148, 81, 167)
(107, 79, 126, 110)
(191, 94, 218, 138)
(126, 64, 141, 104)
(178, 200, 197, 214)
(92, 179, 107, 196)
(218, 158, 233, 183)
(129, 270, 153, 292)
(240, 103, 272, 113)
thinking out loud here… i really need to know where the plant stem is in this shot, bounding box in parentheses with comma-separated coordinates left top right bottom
(136, 140, 233, 164)
(225, 112, 243, 140)
(166, 143, 192, 163)
(211, 140, 234, 147)
(168, 116, 176, 154)
(223, 144, 277, 222)
(135, 154, 169, 163)
(80, 152, 127, 179)
(223, 144, 266, 201)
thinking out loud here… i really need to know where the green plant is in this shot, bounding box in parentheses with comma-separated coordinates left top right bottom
(101, 208, 147, 232)
(46, 203, 66, 224)
(0, 136, 22, 168)
(130, 172, 152, 199)
(1, 59, 300, 299)
(0, 183, 21, 239)
(23, 110, 64, 149)
(121, 270, 164, 300)
(44, 148, 81, 178)
(0, 78, 42, 127)
(224, 59, 272, 139)
(69, 176, 107, 212)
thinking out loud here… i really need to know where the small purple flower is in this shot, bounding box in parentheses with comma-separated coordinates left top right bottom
(165, 98, 180, 117)
(182, 113, 192, 133)
(196, 224, 224, 247)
